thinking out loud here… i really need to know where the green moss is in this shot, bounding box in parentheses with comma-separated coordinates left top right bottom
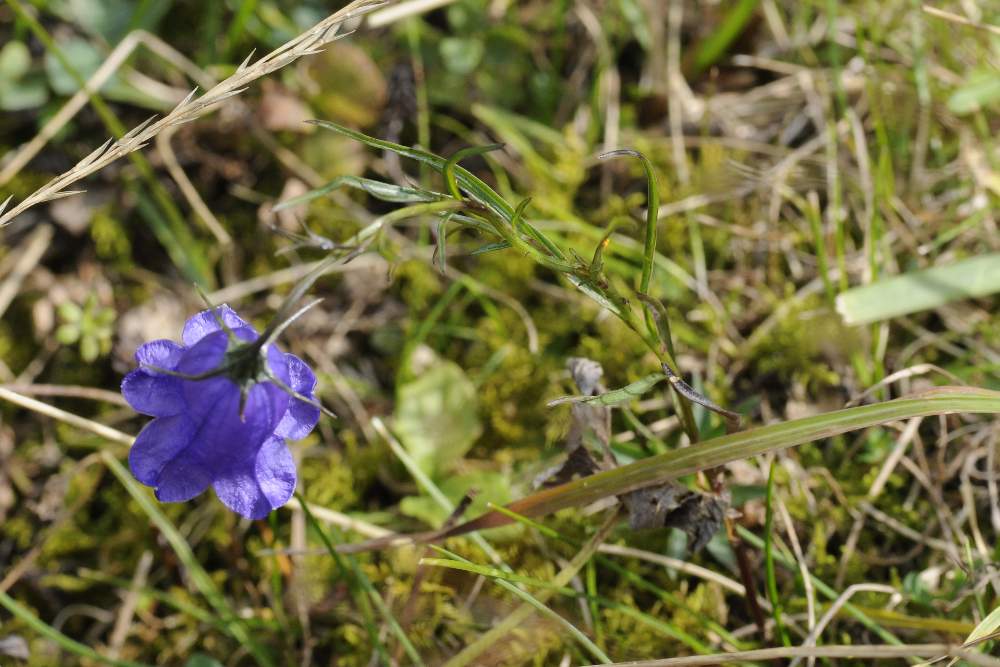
(601, 593, 683, 660)
(90, 208, 131, 261)
(299, 447, 358, 511)
(396, 258, 444, 315)
(2, 515, 34, 549)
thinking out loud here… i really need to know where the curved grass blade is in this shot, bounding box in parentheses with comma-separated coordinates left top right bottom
(435, 387, 1000, 539)
(442, 510, 619, 667)
(599, 149, 659, 295)
(444, 144, 504, 201)
(338, 386, 1000, 554)
(296, 492, 420, 667)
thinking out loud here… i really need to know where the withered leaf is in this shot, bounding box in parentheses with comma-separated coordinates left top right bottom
(663, 490, 728, 553)
(535, 445, 601, 489)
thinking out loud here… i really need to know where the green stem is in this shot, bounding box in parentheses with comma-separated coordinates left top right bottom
(764, 460, 791, 646)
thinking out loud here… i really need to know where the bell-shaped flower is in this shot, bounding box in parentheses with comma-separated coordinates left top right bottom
(121, 305, 320, 519)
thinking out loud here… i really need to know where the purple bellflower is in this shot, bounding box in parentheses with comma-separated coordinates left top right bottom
(121, 305, 320, 519)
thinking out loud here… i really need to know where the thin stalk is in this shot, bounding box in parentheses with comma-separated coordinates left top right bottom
(424, 550, 612, 665)
(765, 460, 791, 646)
(101, 452, 274, 667)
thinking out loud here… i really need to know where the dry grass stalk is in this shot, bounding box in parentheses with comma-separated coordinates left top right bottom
(589, 643, 1000, 667)
(0, 0, 384, 228)
(0, 30, 208, 188)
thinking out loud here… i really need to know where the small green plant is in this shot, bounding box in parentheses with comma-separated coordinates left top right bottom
(56, 295, 115, 362)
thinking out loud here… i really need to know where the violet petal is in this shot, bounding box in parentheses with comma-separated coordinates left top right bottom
(213, 436, 296, 519)
(182, 305, 251, 347)
(274, 353, 320, 440)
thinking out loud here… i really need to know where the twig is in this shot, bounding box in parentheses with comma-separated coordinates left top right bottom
(788, 584, 901, 667)
(847, 364, 966, 406)
(0, 225, 52, 319)
(284, 497, 390, 539)
(922, 6, 1000, 36)
(0, 383, 130, 407)
(777, 499, 816, 664)
(107, 551, 153, 659)
(157, 126, 232, 245)
(0, 387, 134, 447)
(837, 417, 922, 587)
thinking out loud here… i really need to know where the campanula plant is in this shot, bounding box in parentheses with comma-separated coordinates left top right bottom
(121, 305, 320, 519)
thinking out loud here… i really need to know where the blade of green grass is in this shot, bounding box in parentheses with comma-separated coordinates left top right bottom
(764, 460, 791, 646)
(835, 253, 1000, 325)
(488, 503, 749, 653)
(436, 387, 1000, 538)
(737, 526, 905, 648)
(442, 510, 620, 667)
(585, 559, 605, 651)
(599, 150, 659, 296)
(421, 552, 577, 595)
(691, 0, 760, 75)
(370, 417, 508, 567)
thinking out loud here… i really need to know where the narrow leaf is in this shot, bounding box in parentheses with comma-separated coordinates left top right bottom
(429, 387, 1000, 543)
(836, 253, 1000, 325)
(548, 373, 666, 407)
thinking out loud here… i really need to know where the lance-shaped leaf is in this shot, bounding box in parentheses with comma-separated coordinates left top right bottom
(547, 372, 667, 407)
(274, 175, 441, 211)
(835, 253, 1000, 325)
